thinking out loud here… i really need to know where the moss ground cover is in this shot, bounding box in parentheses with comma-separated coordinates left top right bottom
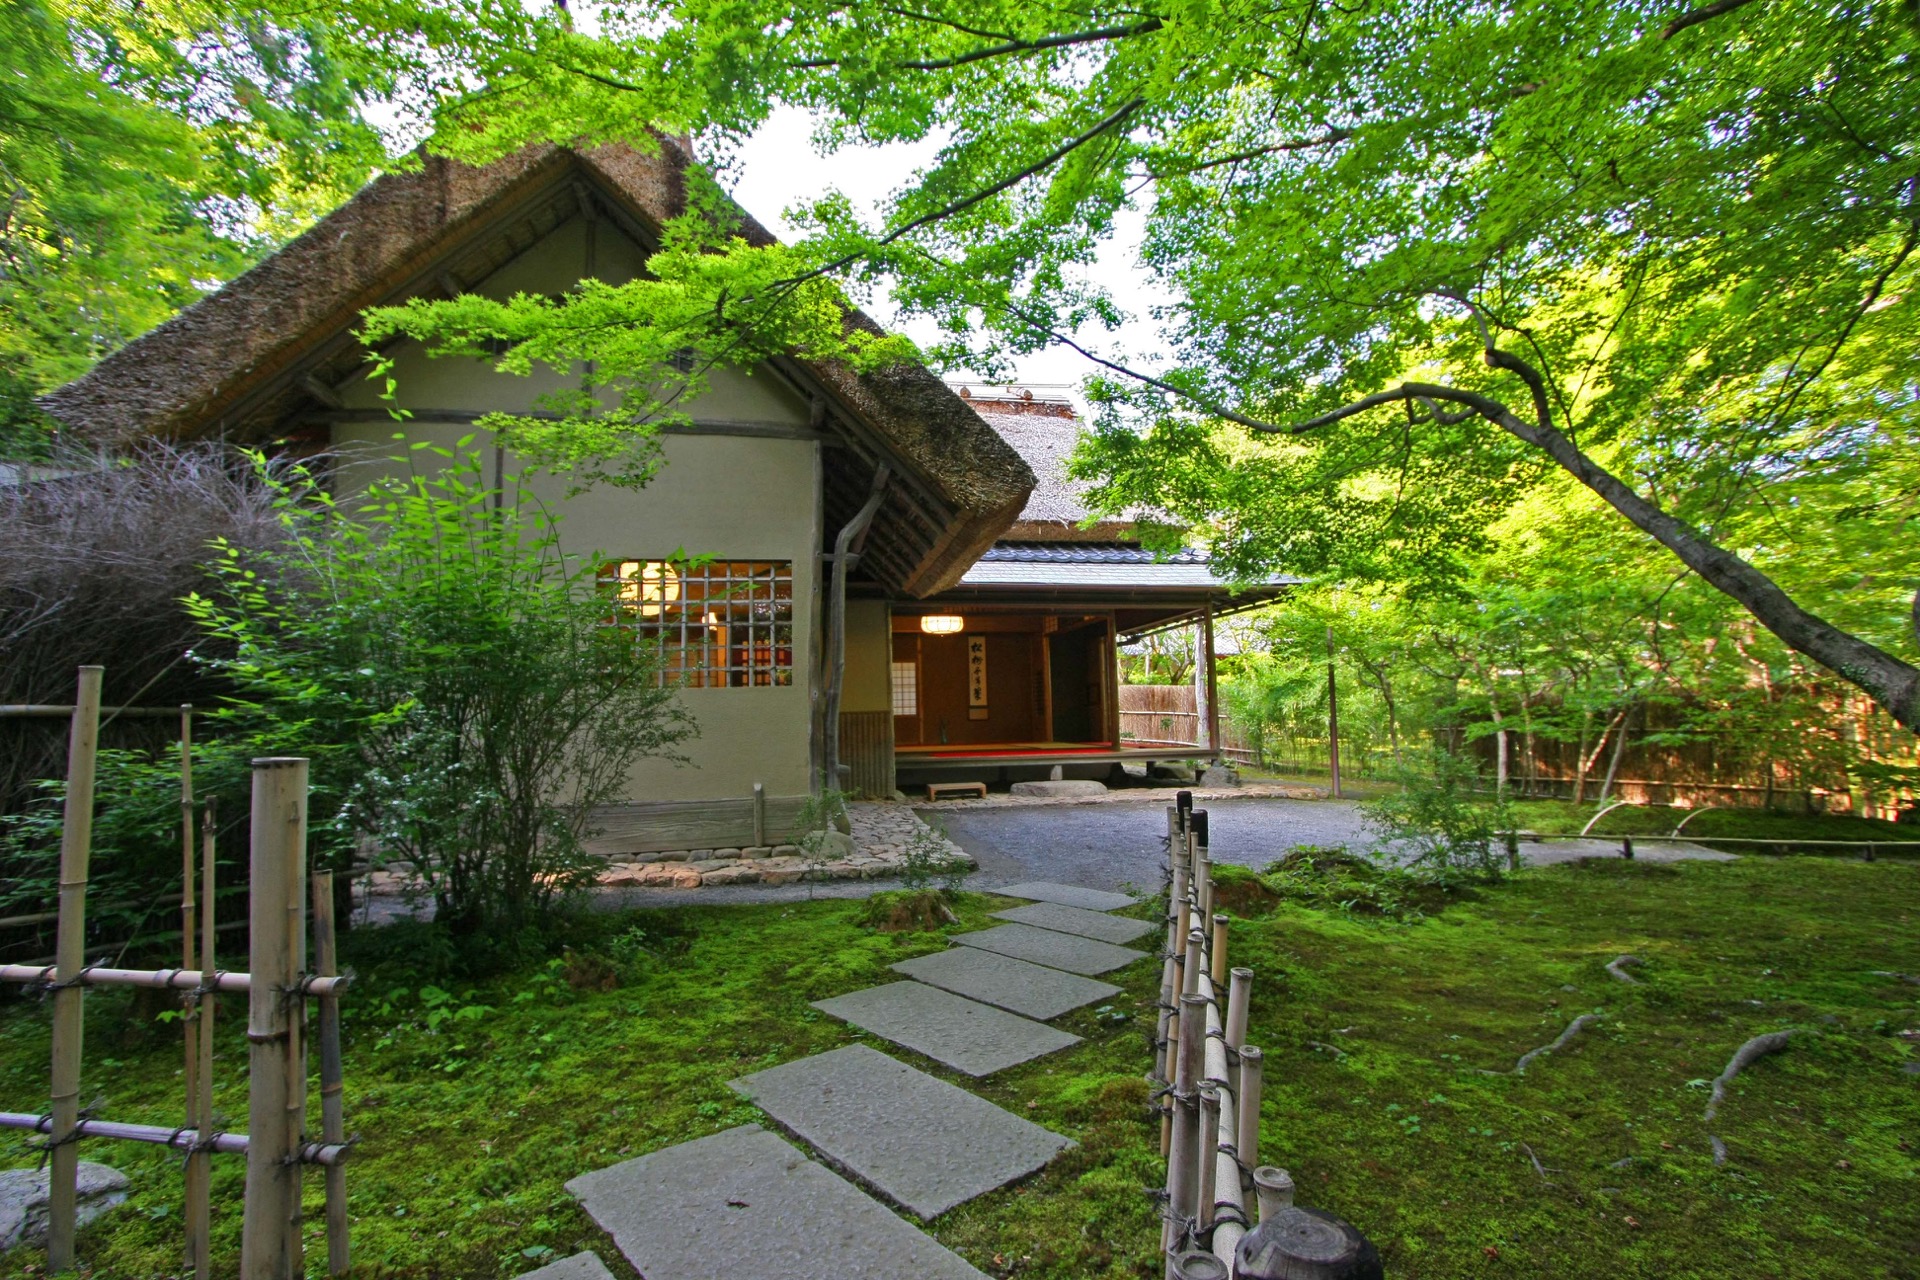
(3, 857, 1916, 1278)
(1509, 799, 1915, 854)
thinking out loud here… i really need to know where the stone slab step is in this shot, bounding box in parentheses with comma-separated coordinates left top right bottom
(812, 981, 1080, 1076)
(730, 1044, 1073, 1218)
(953, 923, 1148, 976)
(995, 881, 1137, 912)
(891, 946, 1121, 1021)
(567, 1125, 989, 1280)
(991, 901, 1156, 945)
(515, 1251, 616, 1280)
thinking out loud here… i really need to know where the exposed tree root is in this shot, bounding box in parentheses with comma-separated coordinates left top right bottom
(1710, 1136, 1728, 1166)
(1479, 1013, 1603, 1076)
(1606, 954, 1644, 984)
(1305, 1040, 1348, 1058)
(1521, 1142, 1557, 1183)
(1703, 1029, 1800, 1122)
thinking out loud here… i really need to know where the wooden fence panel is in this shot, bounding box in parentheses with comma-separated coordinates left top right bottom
(839, 711, 895, 800)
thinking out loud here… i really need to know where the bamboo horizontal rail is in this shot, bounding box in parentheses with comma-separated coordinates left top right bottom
(0, 911, 60, 929)
(0, 704, 185, 718)
(1513, 831, 1920, 848)
(0, 1113, 352, 1167)
(0, 964, 350, 996)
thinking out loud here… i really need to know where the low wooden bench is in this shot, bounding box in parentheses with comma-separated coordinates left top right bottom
(926, 781, 988, 802)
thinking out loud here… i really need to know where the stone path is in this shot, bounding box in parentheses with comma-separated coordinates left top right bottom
(730, 1044, 1073, 1218)
(812, 981, 1081, 1077)
(561, 882, 1151, 1279)
(991, 900, 1157, 945)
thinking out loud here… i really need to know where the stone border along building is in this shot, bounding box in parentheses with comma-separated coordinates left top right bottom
(43, 137, 1291, 855)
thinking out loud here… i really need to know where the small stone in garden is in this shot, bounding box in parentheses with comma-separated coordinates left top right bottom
(702, 865, 761, 886)
(713, 848, 743, 860)
(744, 846, 773, 858)
(651, 850, 691, 862)
(0, 1161, 130, 1250)
(514, 1251, 618, 1280)
(773, 844, 800, 856)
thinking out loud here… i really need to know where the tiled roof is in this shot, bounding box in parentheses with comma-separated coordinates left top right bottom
(979, 542, 1210, 565)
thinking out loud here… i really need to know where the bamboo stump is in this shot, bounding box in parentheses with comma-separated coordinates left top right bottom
(1233, 1206, 1382, 1280)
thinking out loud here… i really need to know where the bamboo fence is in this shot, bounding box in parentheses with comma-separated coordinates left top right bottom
(0, 667, 355, 1277)
(1155, 794, 1379, 1278)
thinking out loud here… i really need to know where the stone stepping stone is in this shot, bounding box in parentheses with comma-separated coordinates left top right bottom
(730, 1044, 1073, 1218)
(997, 881, 1137, 912)
(953, 923, 1148, 976)
(567, 1125, 989, 1280)
(515, 1251, 616, 1280)
(812, 981, 1079, 1076)
(992, 901, 1157, 945)
(891, 946, 1121, 1020)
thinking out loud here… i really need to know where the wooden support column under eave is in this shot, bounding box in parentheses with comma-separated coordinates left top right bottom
(1107, 612, 1123, 753)
(1204, 601, 1221, 755)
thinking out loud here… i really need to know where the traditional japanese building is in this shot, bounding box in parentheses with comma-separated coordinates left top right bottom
(42, 138, 1286, 852)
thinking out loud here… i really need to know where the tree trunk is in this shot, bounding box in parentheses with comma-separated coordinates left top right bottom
(1287, 374, 1920, 731)
(1598, 701, 1636, 804)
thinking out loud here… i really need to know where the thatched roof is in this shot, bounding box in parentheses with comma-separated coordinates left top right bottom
(955, 387, 1137, 541)
(39, 139, 1033, 597)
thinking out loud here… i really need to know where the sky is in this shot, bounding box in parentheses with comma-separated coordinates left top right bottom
(724, 107, 1174, 410)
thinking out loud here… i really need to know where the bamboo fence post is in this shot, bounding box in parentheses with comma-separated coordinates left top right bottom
(242, 757, 307, 1280)
(178, 705, 208, 1279)
(1196, 1082, 1221, 1231)
(1172, 1250, 1229, 1280)
(1183, 929, 1205, 999)
(188, 798, 216, 1280)
(1211, 914, 1230, 986)
(1165, 991, 1208, 1274)
(1223, 967, 1250, 1100)
(47, 665, 102, 1272)
(311, 872, 349, 1275)
(1197, 857, 1213, 927)
(1252, 1166, 1294, 1220)
(1237, 1046, 1264, 1171)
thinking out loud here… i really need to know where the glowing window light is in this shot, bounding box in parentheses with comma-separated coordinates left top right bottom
(615, 560, 680, 618)
(920, 614, 964, 634)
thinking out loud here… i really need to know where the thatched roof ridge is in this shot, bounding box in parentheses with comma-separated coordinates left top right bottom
(39, 139, 1032, 595)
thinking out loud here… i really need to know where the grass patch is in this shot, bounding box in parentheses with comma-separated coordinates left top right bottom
(3, 858, 1917, 1278)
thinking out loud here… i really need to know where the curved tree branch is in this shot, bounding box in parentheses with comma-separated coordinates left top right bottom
(1664, 0, 1764, 39)
(792, 17, 1164, 71)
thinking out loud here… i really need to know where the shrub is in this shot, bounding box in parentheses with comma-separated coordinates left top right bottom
(1359, 748, 1515, 883)
(187, 449, 695, 932)
(1260, 845, 1451, 920)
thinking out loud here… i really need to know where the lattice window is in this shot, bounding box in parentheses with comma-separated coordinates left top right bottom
(891, 661, 919, 717)
(600, 559, 794, 688)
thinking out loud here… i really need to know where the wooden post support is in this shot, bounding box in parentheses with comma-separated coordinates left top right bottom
(188, 798, 217, 1280)
(1505, 829, 1520, 873)
(47, 665, 103, 1273)
(179, 705, 208, 1280)
(1252, 1166, 1294, 1220)
(1326, 627, 1341, 800)
(1196, 1082, 1221, 1230)
(1233, 1204, 1381, 1280)
(311, 872, 349, 1276)
(1173, 1251, 1230, 1280)
(1166, 992, 1209, 1272)
(242, 757, 307, 1280)
(752, 782, 767, 848)
(1237, 1046, 1264, 1171)
(1622, 835, 1635, 860)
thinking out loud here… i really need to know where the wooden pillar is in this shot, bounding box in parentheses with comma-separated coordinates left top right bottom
(311, 872, 349, 1275)
(47, 665, 103, 1272)
(188, 798, 217, 1280)
(179, 705, 208, 1280)
(242, 757, 307, 1280)
(1325, 626, 1341, 799)
(1204, 604, 1220, 756)
(1106, 614, 1123, 752)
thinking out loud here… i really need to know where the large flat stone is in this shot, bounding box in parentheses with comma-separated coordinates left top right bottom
(996, 881, 1137, 912)
(730, 1044, 1072, 1218)
(567, 1125, 989, 1280)
(516, 1252, 617, 1280)
(953, 924, 1148, 976)
(1008, 780, 1107, 798)
(891, 945, 1120, 1020)
(811, 981, 1080, 1076)
(992, 901, 1157, 945)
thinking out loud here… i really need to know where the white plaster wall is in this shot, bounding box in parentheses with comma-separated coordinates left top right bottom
(327, 214, 823, 803)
